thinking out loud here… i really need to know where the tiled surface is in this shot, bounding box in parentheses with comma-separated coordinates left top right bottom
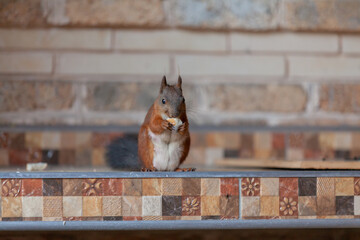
(1, 131, 360, 167)
(0, 177, 357, 221)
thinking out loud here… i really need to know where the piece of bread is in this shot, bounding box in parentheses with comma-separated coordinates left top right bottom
(167, 118, 183, 130)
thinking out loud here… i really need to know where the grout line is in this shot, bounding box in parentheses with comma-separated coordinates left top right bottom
(239, 178, 242, 219)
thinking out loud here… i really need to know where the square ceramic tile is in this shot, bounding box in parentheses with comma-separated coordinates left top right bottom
(0, 149, 9, 166)
(182, 178, 201, 196)
(272, 133, 285, 149)
(43, 197, 62, 217)
(224, 149, 239, 158)
(298, 196, 317, 216)
(260, 178, 279, 196)
(206, 132, 240, 149)
(75, 132, 92, 148)
(287, 148, 304, 161)
(123, 179, 142, 196)
(22, 179, 44, 198)
(58, 150, 76, 165)
(201, 178, 220, 196)
(335, 178, 354, 196)
(92, 148, 105, 166)
(279, 178, 298, 197)
(142, 179, 162, 196)
(221, 178, 239, 196)
(43, 217, 63, 221)
(8, 133, 25, 149)
(9, 150, 28, 165)
(2, 197, 22, 217)
(241, 178, 260, 196)
(43, 179, 62, 196)
(103, 196, 122, 217)
(355, 178, 360, 195)
(122, 196, 142, 216)
(63, 196, 82, 217)
(205, 148, 223, 166)
(82, 179, 104, 196)
(2, 179, 22, 197)
(200, 196, 220, 216)
(241, 196, 260, 217)
(83, 196, 102, 217)
(317, 178, 335, 196)
(75, 149, 91, 166)
(254, 133, 272, 150)
(181, 216, 201, 220)
(279, 196, 298, 217)
(103, 216, 123, 221)
(182, 196, 200, 216)
(142, 216, 162, 221)
(336, 196, 354, 215)
(298, 178, 316, 196)
(317, 195, 335, 216)
(162, 196, 182, 216)
(42, 132, 60, 149)
(334, 132, 351, 150)
(289, 133, 304, 148)
(123, 216, 142, 221)
(162, 178, 182, 196)
(142, 196, 162, 216)
(25, 132, 42, 148)
(42, 150, 59, 165)
(260, 196, 279, 217)
(60, 132, 76, 149)
(318, 132, 335, 150)
(220, 196, 239, 218)
(354, 196, 360, 215)
(63, 179, 82, 196)
(22, 197, 43, 217)
(352, 133, 360, 150)
(103, 179, 122, 196)
(240, 134, 253, 158)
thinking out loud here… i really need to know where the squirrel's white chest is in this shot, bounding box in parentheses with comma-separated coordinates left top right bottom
(148, 129, 183, 171)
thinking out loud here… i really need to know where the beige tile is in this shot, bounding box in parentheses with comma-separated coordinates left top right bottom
(103, 196, 122, 216)
(201, 178, 220, 196)
(335, 178, 354, 196)
(83, 196, 102, 217)
(181, 216, 202, 220)
(142, 179, 162, 196)
(254, 133, 272, 150)
(334, 132, 352, 150)
(241, 196, 260, 217)
(25, 132, 42, 148)
(260, 196, 279, 217)
(2, 197, 22, 217)
(0, 53, 52, 74)
(42, 132, 61, 149)
(43, 217, 63, 221)
(142, 196, 162, 216)
(22, 197, 43, 217)
(298, 196, 317, 216)
(43, 197, 62, 217)
(354, 196, 360, 215)
(122, 196, 142, 216)
(162, 178, 182, 196)
(201, 196, 220, 216)
(63, 196, 82, 217)
(260, 178, 279, 196)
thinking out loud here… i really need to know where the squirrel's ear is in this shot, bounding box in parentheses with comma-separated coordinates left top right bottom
(177, 75, 182, 89)
(160, 75, 167, 93)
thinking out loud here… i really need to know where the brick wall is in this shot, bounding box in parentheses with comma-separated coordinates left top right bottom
(1, 0, 360, 127)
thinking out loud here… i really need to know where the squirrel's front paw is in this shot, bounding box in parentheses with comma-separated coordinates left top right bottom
(178, 122, 188, 133)
(161, 120, 174, 131)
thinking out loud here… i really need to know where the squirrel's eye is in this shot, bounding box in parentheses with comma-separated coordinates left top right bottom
(162, 99, 166, 104)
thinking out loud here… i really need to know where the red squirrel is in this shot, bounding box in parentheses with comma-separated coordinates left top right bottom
(138, 76, 193, 172)
(106, 76, 193, 171)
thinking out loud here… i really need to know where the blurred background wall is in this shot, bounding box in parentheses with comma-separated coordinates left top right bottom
(0, 0, 359, 127)
(0, 0, 360, 168)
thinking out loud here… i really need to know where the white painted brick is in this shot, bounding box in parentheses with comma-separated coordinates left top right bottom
(343, 35, 360, 53)
(289, 56, 360, 77)
(0, 29, 111, 50)
(57, 53, 169, 74)
(0, 53, 52, 74)
(115, 30, 227, 52)
(175, 55, 284, 76)
(231, 33, 338, 53)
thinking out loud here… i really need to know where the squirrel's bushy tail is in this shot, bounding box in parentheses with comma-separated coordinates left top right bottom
(106, 135, 141, 170)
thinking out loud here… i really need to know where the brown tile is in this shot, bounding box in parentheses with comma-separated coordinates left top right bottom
(42, 132, 60, 149)
(22, 196, 43, 217)
(355, 177, 360, 196)
(82, 178, 104, 196)
(201, 196, 220, 216)
(182, 196, 200, 216)
(260, 178, 279, 196)
(319, 132, 335, 151)
(91, 133, 112, 148)
(63, 179, 82, 196)
(317, 177, 335, 196)
(142, 196, 162, 217)
(92, 148, 106, 166)
(279, 178, 298, 198)
(103, 196, 122, 217)
(0, 132, 10, 148)
(123, 179, 142, 196)
(335, 178, 354, 196)
(28, 149, 42, 163)
(58, 150, 76, 165)
(181, 216, 201, 220)
(43, 197, 62, 217)
(186, 147, 205, 165)
(9, 149, 28, 165)
(75, 148, 92, 166)
(206, 132, 240, 149)
(162, 196, 182, 216)
(221, 178, 239, 196)
(240, 134, 253, 158)
(76, 132, 92, 148)
(63, 196, 82, 217)
(103, 178, 122, 196)
(103, 216, 123, 221)
(201, 178, 220, 196)
(142, 179, 162, 196)
(272, 133, 285, 149)
(83, 196, 102, 217)
(190, 132, 206, 147)
(60, 132, 76, 149)
(2, 179, 22, 197)
(352, 133, 360, 150)
(298, 178, 316, 196)
(0, 149, 9, 166)
(317, 195, 336, 216)
(123, 216, 142, 221)
(23, 217, 42, 221)
(289, 133, 304, 148)
(25, 132, 42, 148)
(21, 179, 42, 197)
(182, 178, 200, 196)
(42, 150, 59, 165)
(162, 178, 182, 196)
(122, 196, 142, 216)
(305, 133, 320, 151)
(81, 217, 103, 221)
(220, 195, 239, 219)
(279, 196, 298, 217)
(241, 178, 260, 196)
(2, 197, 22, 217)
(8, 133, 25, 150)
(336, 196, 354, 215)
(260, 196, 279, 217)
(43, 179, 62, 196)
(241, 197, 260, 217)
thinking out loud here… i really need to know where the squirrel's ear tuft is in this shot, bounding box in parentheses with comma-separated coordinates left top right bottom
(177, 75, 182, 89)
(160, 75, 167, 93)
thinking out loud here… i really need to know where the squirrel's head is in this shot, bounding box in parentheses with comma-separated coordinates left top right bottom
(157, 75, 185, 118)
